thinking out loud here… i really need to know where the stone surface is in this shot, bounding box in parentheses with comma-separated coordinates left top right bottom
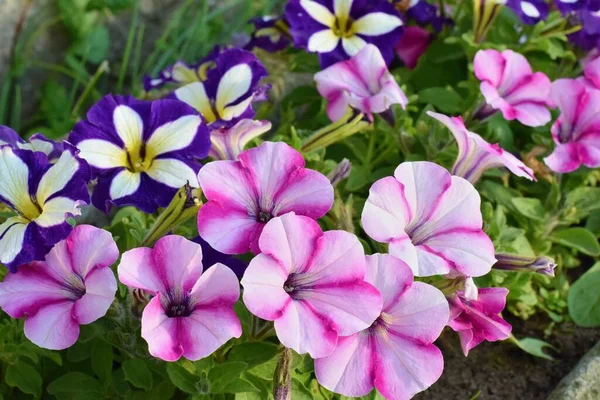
(548, 341, 600, 400)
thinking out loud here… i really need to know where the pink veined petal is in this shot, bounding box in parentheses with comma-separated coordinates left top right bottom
(326, 91, 351, 122)
(303, 230, 366, 281)
(427, 112, 470, 160)
(314, 58, 372, 99)
(584, 57, 600, 89)
(238, 142, 306, 212)
(198, 159, 256, 211)
(580, 136, 600, 168)
(457, 328, 481, 356)
(361, 176, 410, 243)
(373, 333, 445, 400)
(189, 263, 240, 307)
(493, 148, 536, 180)
(180, 305, 243, 361)
(510, 102, 552, 128)
(24, 301, 80, 350)
(479, 81, 510, 118)
(474, 49, 506, 88)
(572, 89, 600, 137)
(141, 296, 184, 362)
(388, 238, 419, 275)
(544, 142, 582, 173)
(42, 240, 78, 283)
(497, 50, 533, 94)
(550, 79, 586, 131)
(0, 263, 66, 318)
(352, 76, 408, 115)
(257, 213, 322, 272)
(476, 287, 509, 314)
(314, 333, 375, 397)
(151, 235, 204, 293)
(73, 267, 117, 325)
(297, 281, 382, 336)
(242, 254, 291, 320)
(118, 247, 163, 294)
(274, 299, 339, 358)
(66, 225, 120, 278)
(365, 254, 413, 312)
(394, 26, 430, 69)
(503, 72, 551, 105)
(197, 201, 263, 255)
(272, 168, 334, 220)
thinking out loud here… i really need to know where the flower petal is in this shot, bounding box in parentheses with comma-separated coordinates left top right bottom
(151, 235, 204, 292)
(146, 115, 202, 158)
(76, 139, 127, 169)
(0, 218, 28, 266)
(24, 301, 80, 350)
(66, 225, 120, 278)
(174, 82, 218, 123)
(341, 35, 367, 56)
(113, 105, 144, 151)
(308, 29, 340, 53)
(110, 170, 142, 200)
(146, 158, 200, 188)
(300, 0, 335, 26)
(242, 253, 291, 320)
(118, 247, 163, 294)
(141, 296, 184, 361)
(215, 64, 253, 113)
(361, 176, 410, 243)
(73, 267, 117, 324)
(352, 12, 403, 36)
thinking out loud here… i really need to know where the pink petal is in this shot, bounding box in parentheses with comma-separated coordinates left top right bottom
(550, 79, 586, 129)
(24, 301, 80, 350)
(373, 335, 445, 400)
(242, 253, 291, 320)
(474, 49, 506, 88)
(314, 334, 375, 397)
(326, 92, 351, 122)
(394, 26, 430, 69)
(151, 235, 204, 292)
(361, 176, 410, 243)
(476, 287, 509, 314)
(497, 50, 533, 94)
(189, 263, 240, 308)
(272, 169, 334, 219)
(544, 142, 582, 173)
(365, 254, 413, 312)
(584, 57, 600, 90)
(118, 247, 163, 294)
(198, 160, 256, 212)
(141, 296, 184, 362)
(304, 230, 367, 282)
(580, 136, 600, 168)
(73, 267, 117, 325)
(274, 299, 339, 358)
(197, 202, 263, 255)
(66, 225, 119, 278)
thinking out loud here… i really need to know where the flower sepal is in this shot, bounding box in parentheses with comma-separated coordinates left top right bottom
(301, 108, 372, 153)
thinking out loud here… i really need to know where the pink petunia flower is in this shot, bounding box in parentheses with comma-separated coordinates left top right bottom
(0, 225, 118, 350)
(447, 278, 512, 356)
(582, 55, 600, 91)
(314, 44, 408, 122)
(241, 213, 382, 358)
(315, 253, 449, 399)
(361, 161, 496, 277)
(428, 111, 535, 183)
(197, 141, 334, 255)
(118, 235, 242, 362)
(208, 119, 272, 160)
(394, 26, 431, 69)
(544, 79, 600, 173)
(473, 49, 551, 127)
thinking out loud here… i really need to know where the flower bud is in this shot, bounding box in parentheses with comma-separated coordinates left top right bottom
(494, 253, 556, 277)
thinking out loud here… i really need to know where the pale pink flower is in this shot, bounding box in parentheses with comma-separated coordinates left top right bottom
(361, 161, 496, 277)
(544, 79, 600, 173)
(582, 56, 600, 91)
(197, 141, 334, 255)
(428, 111, 535, 183)
(474, 49, 551, 127)
(314, 44, 408, 122)
(209, 119, 272, 160)
(241, 213, 382, 358)
(447, 278, 512, 356)
(315, 253, 449, 399)
(394, 26, 431, 69)
(118, 235, 242, 362)
(0, 225, 118, 350)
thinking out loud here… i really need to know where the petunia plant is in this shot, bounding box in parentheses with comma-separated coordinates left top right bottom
(1, 0, 600, 399)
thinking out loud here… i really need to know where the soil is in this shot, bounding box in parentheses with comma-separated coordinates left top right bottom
(415, 316, 600, 400)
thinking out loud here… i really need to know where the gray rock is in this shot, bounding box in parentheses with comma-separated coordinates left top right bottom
(548, 341, 600, 400)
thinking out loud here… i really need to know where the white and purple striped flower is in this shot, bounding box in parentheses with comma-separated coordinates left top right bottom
(208, 119, 271, 160)
(143, 46, 221, 92)
(172, 49, 268, 127)
(68, 95, 210, 213)
(0, 146, 90, 272)
(0, 126, 64, 162)
(285, 0, 404, 67)
(314, 44, 408, 122)
(0, 225, 118, 349)
(474, 49, 552, 127)
(428, 111, 535, 183)
(246, 16, 292, 52)
(361, 161, 497, 277)
(506, 0, 548, 25)
(315, 254, 449, 399)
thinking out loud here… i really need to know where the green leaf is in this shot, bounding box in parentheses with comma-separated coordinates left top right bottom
(227, 342, 279, 368)
(208, 362, 248, 393)
(47, 372, 104, 398)
(417, 87, 464, 113)
(291, 378, 313, 400)
(511, 198, 545, 221)
(123, 359, 153, 391)
(166, 363, 199, 394)
(569, 262, 600, 327)
(510, 336, 555, 360)
(215, 378, 259, 394)
(5, 363, 42, 398)
(551, 228, 600, 256)
(91, 340, 113, 381)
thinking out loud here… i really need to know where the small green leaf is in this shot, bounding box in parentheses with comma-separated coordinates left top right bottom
(511, 198, 545, 221)
(510, 335, 555, 360)
(291, 378, 313, 400)
(569, 262, 600, 327)
(208, 362, 248, 393)
(417, 87, 464, 113)
(91, 340, 113, 381)
(47, 372, 104, 398)
(215, 378, 259, 394)
(227, 342, 279, 368)
(123, 359, 153, 391)
(551, 228, 600, 256)
(166, 362, 200, 394)
(5, 363, 42, 398)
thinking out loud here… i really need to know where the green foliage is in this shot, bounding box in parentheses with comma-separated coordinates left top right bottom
(568, 263, 600, 327)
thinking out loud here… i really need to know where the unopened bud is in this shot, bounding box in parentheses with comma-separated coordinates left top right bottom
(494, 253, 556, 277)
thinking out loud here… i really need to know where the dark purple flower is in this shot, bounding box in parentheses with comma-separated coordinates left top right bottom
(171, 48, 268, 128)
(0, 146, 90, 272)
(246, 16, 293, 52)
(506, 0, 549, 24)
(68, 95, 210, 214)
(285, 0, 404, 67)
(556, 0, 586, 15)
(0, 126, 64, 162)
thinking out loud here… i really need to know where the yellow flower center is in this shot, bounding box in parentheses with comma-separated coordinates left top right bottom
(332, 16, 356, 38)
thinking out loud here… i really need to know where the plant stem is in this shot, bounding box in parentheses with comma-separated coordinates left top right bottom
(117, 3, 140, 93)
(72, 61, 110, 119)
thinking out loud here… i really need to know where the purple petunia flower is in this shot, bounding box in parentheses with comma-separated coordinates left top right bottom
(246, 16, 293, 52)
(0, 146, 90, 272)
(68, 95, 210, 214)
(285, 0, 404, 67)
(171, 48, 268, 128)
(143, 46, 221, 92)
(193, 236, 248, 278)
(0, 126, 64, 162)
(506, 0, 549, 24)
